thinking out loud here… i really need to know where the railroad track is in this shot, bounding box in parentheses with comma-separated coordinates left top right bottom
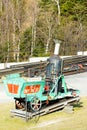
(0, 61, 46, 76)
(63, 67, 87, 76)
(10, 96, 80, 121)
(0, 55, 87, 76)
(63, 55, 87, 67)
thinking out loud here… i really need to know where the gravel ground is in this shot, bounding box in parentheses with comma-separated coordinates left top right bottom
(0, 72, 87, 103)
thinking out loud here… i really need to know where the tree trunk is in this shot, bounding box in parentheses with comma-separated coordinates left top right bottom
(0, 0, 3, 12)
(30, 1, 38, 56)
(12, 4, 16, 61)
(16, 0, 20, 62)
(17, 19, 21, 62)
(31, 20, 36, 56)
(5, 0, 10, 62)
(54, 0, 60, 25)
(45, 13, 52, 54)
(45, 24, 51, 54)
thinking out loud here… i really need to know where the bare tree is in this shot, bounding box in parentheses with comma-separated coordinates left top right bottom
(5, 0, 10, 62)
(16, 0, 21, 62)
(0, 0, 3, 12)
(45, 12, 53, 54)
(11, 2, 16, 61)
(0, 0, 3, 45)
(28, 0, 39, 56)
(54, 0, 60, 25)
(11, 0, 25, 62)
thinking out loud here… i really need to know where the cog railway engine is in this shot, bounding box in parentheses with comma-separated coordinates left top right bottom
(3, 40, 79, 112)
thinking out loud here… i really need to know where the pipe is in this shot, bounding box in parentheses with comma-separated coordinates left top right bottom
(53, 39, 61, 55)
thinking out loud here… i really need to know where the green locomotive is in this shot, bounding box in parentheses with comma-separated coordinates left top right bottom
(3, 42, 79, 112)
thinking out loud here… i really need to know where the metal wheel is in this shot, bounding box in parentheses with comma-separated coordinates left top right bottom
(15, 100, 25, 109)
(30, 97, 42, 112)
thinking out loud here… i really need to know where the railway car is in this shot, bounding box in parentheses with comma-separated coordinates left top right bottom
(3, 41, 80, 112)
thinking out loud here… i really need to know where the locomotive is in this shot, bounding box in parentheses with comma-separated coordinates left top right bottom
(3, 40, 79, 112)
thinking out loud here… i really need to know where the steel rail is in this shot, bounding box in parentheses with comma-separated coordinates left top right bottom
(0, 62, 47, 76)
(63, 55, 87, 67)
(0, 55, 87, 76)
(10, 61, 46, 68)
(10, 96, 80, 121)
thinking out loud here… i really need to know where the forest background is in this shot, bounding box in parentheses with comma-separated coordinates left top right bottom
(0, 0, 87, 62)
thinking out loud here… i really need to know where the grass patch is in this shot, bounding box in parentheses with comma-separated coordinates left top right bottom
(0, 97, 87, 130)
